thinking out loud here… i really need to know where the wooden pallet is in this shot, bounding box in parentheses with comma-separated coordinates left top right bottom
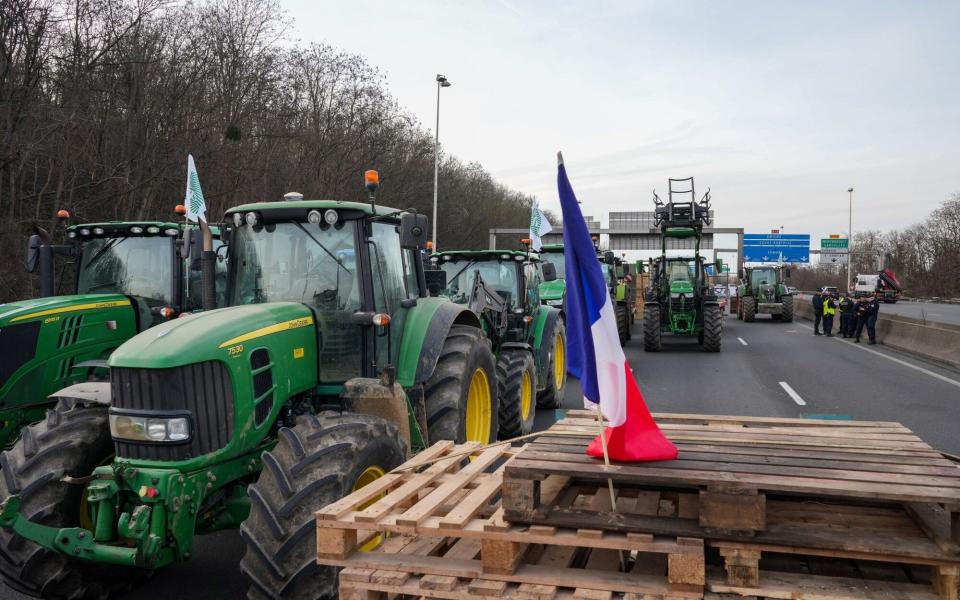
(316, 441, 704, 597)
(504, 411, 960, 548)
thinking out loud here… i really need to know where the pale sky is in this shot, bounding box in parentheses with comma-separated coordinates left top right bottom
(286, 1, 959, 249)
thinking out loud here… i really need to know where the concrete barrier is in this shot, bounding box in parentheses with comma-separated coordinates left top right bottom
(793, 297, 960, 369)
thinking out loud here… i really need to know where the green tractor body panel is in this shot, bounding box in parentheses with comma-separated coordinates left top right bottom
(0, 294, 137, 442)
(538, 278, 566, 304)
(394, 296, 479, 388)
(536, 244, 567, 309)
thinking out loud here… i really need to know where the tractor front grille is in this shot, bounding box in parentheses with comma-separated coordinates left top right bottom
(670, 295, 695, 313)
(111, 362, 235, 461)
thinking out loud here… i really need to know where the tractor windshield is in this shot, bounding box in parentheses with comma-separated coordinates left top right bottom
(540, 252, 566, 280)
(77, 236, 173, 307)
(666, 260, 693, 283)
(440, 259, 518, 306)
(229, 222, 360, 311)
(750, 268, 777, 287)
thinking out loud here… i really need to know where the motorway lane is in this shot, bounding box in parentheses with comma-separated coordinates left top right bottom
(3, 317, 959, 598)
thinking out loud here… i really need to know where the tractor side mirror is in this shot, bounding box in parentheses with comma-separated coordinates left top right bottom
(785, 268, 792, 278)
(25, 234, 41, 273)
(400, 213, 428, 249)
(424, 269, 447, 296)
(738, 268, 745, 280)
(603, 250, 615, 262)
(541, 262, 557, 282)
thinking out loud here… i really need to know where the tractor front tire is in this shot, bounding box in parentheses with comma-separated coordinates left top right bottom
(424, 325, 498, 444)
(536, 319, 566, 409)
(742, 296, 756, 322)
(241, 412, 405, 600)
(497, 351, 537, 439)
(0, 398, 142, 599)
(702, 304, 723, 352)
(781, 295, 794, 322)
(616, 304, 629, 346)
(643, 304, 662, 352)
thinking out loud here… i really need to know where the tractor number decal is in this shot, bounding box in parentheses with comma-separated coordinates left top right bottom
(227, 344, 244, 357)
(217, 316, 315, 348)
(10, 299, 132, 323)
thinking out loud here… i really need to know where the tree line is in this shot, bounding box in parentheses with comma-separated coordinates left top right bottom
(786, 194, 959, 299)
(0, 0, 539, 302)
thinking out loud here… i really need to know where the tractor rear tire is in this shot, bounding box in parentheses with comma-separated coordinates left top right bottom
(742, 296, 756, 322)
(0, 398, 143, 599)
(781, 295, 794, 322)
(702, 304, 723, 352)
(497, 351, 537, 439)
(643, 304, 662, 352)
(424, 325, 498, 444)
(536, 319, 566, 409)
(616, 304, 629, 346)
(241, 412, 405, 600)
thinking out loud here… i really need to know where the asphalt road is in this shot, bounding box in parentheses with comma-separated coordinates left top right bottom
(3, 314, 959, 599)
(796, 294, 960, 326)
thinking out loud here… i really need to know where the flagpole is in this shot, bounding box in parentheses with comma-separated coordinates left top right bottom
(594, 404, 625, 571)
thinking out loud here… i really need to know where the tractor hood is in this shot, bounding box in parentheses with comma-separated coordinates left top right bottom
(670, 280, 694, 295)
(0, 294, 132, 325)
(539, 279, 566, 302)
(110, 302, 316, 369)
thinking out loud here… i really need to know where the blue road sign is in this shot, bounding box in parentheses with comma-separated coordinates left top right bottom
(743, 233, 810, 263)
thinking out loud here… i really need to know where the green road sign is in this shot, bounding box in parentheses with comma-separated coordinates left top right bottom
(821, 238, 848, 249)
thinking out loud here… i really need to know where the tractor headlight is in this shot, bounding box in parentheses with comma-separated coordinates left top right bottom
(546, 299, 563, 306)
(109, 411, 191, 443)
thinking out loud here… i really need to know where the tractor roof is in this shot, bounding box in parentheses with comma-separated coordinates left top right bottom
(67, 221, 185, 231)
(434, 249, 540, 262)
(225, 200, 400, 218)
(538, 243, 564, 252)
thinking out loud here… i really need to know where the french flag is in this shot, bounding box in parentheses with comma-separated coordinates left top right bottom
(557, 154, 678, 463)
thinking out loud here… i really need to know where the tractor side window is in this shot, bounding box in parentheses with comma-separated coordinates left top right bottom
(370, 222, 408, 369)
(524, 263, 541, 309)
(401, 248, 419, 298)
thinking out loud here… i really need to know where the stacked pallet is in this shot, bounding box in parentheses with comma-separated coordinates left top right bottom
(315, 411, 960, 600)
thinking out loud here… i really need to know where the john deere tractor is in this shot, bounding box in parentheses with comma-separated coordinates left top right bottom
(643, 177, 723, 352)
(599, 251, 635, 345)
(434, 249, 566, 437)
(536, 243, 567, 315)
(737, 265, 794, 322)
(0, 213, 223, 447)
(0, 174, 499, 599)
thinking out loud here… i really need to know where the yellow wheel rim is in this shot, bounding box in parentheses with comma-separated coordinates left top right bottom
(553, 333, 566, 391)
(520, 370, 533, 421)
(465, 368, 492, 442)
(354, 465, 387, 552)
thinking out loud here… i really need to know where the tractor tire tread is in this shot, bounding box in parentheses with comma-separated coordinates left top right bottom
(781, 295, 794, 322)
(643, 304, 662, 352)
(702, 304, 723, 352)
(496, 351, 536, 440)
(742, 296, 756, 322)
(0, 398, 140, 599)
(536, 319, 566, 409)
(241, 411, 405, 600)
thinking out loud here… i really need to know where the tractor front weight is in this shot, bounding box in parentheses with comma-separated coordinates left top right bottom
(0, 448, 265, 570)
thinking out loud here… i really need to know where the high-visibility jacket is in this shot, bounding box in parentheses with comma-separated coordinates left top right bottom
(823, 299, 836, 316)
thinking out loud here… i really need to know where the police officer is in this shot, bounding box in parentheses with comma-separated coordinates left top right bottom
(811, 290, 824, 335)
(855, 295, 880, 344)
(839, 293, 856, 338)
(822, 292, 838, 336)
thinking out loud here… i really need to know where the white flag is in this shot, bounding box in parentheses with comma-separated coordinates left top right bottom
(184, 154, 207, 223)
(529, 201, 553, 251)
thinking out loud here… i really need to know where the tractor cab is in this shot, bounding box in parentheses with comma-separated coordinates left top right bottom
(536, 244, 567, 310)
(736, 265, 794, 322)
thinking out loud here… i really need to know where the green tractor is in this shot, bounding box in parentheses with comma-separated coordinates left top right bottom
(0, 176, 499, 598)
(599, 251, 635, 345)
(434, 249, 567, 437)
(0, 212, 224, 447)
(736, 265, 794, 322)
(536, 243, 567, 315)
(642, 177, 723, 352)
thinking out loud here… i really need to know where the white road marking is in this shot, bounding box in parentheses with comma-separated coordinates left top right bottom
(737, 337, 748, 346)
(779, 381, 807, 406)
(785, 329, 797, 333)
(795, 322, 960, 389)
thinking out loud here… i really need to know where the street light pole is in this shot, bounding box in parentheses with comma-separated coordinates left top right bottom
(432, 74, 451, 252)
(847, 187, 854, 293)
